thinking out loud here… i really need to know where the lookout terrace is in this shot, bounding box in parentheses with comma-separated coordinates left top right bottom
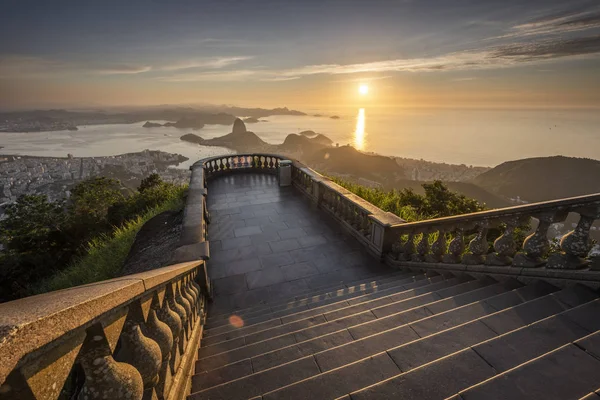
(2, 153, 600, 400)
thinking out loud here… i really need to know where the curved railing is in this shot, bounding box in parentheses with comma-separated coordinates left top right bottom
(0, 261, 206, 400)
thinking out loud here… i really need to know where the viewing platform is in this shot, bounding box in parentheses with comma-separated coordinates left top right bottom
(2, 153, 600, 400)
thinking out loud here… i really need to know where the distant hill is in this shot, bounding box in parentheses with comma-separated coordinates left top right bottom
(305, 145, 404, 182)
(471, 156, 600, 202)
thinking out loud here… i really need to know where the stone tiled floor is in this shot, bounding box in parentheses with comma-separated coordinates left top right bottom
(206, 173, 390, 313)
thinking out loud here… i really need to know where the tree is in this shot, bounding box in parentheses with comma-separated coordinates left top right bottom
(69, 177, 124, 236)
(0, 195, 72, 300)
(139, 173, 163, 192)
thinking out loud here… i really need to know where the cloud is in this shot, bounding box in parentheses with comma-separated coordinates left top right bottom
(259, 76, 301, 82)
(160, 56, 253, 71)
(157, 69, 260, 82)
(94, 64, 152, 74)
(0, 55, 151, 78)
(497, 7, 600, 39)
(266, 34, 600, 78)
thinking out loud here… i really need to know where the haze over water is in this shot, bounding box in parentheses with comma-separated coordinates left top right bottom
(1, 107, 598, 167)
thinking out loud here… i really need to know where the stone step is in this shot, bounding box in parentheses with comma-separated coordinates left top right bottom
(199, 274, 474, 352)
(204, 272, 430, 333)
(195, 276, 487, 364)
(191, 282, 561, 396)
(450, 331, 600, 400)
(206, 270, 414, 322)
(201, 275, 458, 347)
(346, 291, 600, 400)
(203, 273, 462, 337)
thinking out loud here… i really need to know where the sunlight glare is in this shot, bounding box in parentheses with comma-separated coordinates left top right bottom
(354, 108, 366, 150)
(358, 84, 369, 95)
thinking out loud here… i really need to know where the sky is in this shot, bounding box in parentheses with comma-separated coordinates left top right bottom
(1, 0, 599, 110)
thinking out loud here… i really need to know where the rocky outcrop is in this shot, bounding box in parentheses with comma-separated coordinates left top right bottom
(232, 118, 247, 134)
(143, 121, 163, 128)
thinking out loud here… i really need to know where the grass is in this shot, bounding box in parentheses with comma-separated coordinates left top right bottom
(32, 188, 186, 295)
(330, 177, 422, 221)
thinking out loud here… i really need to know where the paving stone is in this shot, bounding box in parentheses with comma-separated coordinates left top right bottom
(425, 282, 515, 314)
(234, 225, 263, 237)
(280, 262, 320, 281)
(247, 266, 287, 290)
(264, 353, 401, 400)
(457, 345, 600, 400)
(289, 246, 328, 263)
(189, 357, 321, 400)
(212, 258, 263, 279)
(197, 334, 298, 372)
(369, 292, 442, 319)
(277, 227, 307, 239)
(294, 311, 378, 342)
(213, 274, 248, 295)
(245, 315, 328, 345)
(221, 236, 253, 250)
(260, 252, 295, 268)
(211, 245, 259, 264)
(388, 321, 498, 372)
(250, 231, 281, 245)
(316, 325, 420, 372)
(298, 234, 329, 248)
(480, 295, 567, 335)
(269, 238, 302, 253)
(268, 279, 311, 300)
(575, 331, 600, 360)
(350, 349, 496, 400)
(562, 299, 600, 332)
(229, 287, 273, 310)
(198, 336, 246, 359)
(349, 307, 433, 339)
(192, 359, 253, 391)
(202, 317, 283, 345)
(474, 314, 589, 373)
(412, 302, 498, 337)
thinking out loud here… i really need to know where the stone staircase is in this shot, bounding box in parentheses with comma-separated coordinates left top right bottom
(188, 270, 600, 400)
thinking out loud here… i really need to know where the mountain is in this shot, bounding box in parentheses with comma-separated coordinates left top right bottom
(305, 145, 404, 182)
(471, 156, 600, 202)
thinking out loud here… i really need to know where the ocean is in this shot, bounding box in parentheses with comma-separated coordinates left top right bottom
(1, 108, 598, 168)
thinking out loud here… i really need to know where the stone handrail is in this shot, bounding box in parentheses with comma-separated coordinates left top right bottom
(0, 261, 207, 400)
(387, 193, 600, 274)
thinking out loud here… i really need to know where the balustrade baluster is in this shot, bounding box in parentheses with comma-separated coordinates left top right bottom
(174, 282, 192, 339)
(399, 232, 416, 261)
(114, 299, 162, 400)
(181, 278, 196, 323)
(486, 217, 522, 266)
(547, 207, 600, 269)
(463, 223, 490, 264)
(156, 291, 182, 375)
(513, 212, 559, 267)
(166, 284, 187, 356)
(411, 232, 430, 262)
(426, 229, 447, 262)
(442, 228, 464, 263)
(77, 324, 144, 400)
(146, 294, 174, 400)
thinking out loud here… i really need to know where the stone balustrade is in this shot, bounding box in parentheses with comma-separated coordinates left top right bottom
(386, 193, 600, 282)
(0, 261, 207, 400)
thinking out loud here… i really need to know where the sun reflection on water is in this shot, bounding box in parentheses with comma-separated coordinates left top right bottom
(354, 108, 366, 150)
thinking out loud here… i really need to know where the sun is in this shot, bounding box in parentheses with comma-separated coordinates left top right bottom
(358, 84, 369, 95)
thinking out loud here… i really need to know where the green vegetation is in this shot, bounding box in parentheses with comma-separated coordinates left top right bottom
(331, 178, 484, 221)
(0, 174, 186, 301)
(332, 178, 529, 251)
